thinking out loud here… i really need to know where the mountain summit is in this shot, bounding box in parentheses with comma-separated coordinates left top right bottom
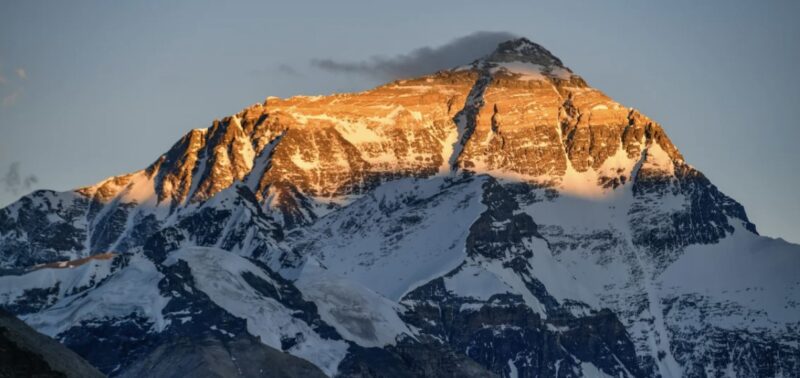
(486, 37, 567, 67)
(0, 38, 798, 377)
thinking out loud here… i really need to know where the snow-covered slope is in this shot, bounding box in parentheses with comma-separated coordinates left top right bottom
(1, 37, 798, 378)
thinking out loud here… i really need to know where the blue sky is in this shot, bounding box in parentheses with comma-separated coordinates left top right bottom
(1, 1, 798, 243)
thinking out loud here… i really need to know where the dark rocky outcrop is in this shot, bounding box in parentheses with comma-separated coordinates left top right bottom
(0, 309, 104, 378)
(119, 334, 326, 378)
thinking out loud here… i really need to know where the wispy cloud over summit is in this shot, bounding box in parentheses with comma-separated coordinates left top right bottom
(311, 31, 516, 80)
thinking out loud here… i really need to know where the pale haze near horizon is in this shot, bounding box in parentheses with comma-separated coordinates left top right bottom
(0, 1, 798, 243)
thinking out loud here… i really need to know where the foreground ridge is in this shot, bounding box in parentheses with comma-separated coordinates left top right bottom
(0, 38, 798, 378)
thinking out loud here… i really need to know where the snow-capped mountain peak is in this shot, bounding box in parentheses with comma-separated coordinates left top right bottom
(486, 37, 567, 67)
(0, 38, 798, 377)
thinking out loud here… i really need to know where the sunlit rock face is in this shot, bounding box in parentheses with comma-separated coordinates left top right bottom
(148, 70, 475, 204)
(48, 38, 689, 226)
(130, 39, 686, 214)
(0, 38, 798, 378)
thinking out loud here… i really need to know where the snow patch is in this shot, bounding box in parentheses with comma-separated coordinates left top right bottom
(296, 259, 413, 347)
(490, 61, 572, 81)
(444, 263, 514, 301)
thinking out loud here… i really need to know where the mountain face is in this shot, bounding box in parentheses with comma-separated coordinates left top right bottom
(0, 38, 798, 378)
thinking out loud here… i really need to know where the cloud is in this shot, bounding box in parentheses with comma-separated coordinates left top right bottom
(0, 66, 26, 106)
(249, 64, 305, 78)
(275, 63, 303, 77)
(2, 91, 19, 107)
(1, 162, 38, 195)
(276, 63, 303, 77)
(311, 31, 517, 80)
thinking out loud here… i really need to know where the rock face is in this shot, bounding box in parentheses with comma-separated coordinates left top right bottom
(119, 334, 328, 378)
(0, 309, 104, 378)
(0, 38, 798, 377)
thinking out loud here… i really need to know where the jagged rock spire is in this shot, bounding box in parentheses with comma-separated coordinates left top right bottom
(486, 37, 566, 67)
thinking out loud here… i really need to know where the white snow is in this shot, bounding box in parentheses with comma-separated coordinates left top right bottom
(296, 259, 413, 347)
(290, 151, 319, 170)
(244, 131, 284, 189)
(641, 143, 675, 175)
(490, 62, 572, 81)
(230, 116, 256, 171)
(439, 127, 459, 174)
(580, 362, 614, 378)
(478, 257, 548, 317)
(508, 359, 519, 378)
(522, 237, 600, 309)
(0, 255, 116, 306)
(660, 225, 800, 325)
(21, 254, 170, 337)
(558, 145, 638, 199)
(443, 263, 514, 301)
(299, 176, 487, 301)
(166, 247, 348, 376)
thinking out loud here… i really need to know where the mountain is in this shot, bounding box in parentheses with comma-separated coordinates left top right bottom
(0, 38, 798, 377)
(0, 308, 104, 378)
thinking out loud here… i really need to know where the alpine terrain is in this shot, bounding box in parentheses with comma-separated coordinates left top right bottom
(0, 38, 798, 377)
